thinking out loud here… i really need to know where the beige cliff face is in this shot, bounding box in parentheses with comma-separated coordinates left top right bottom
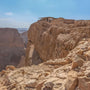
(0, 18, 90, 90)
(26, 17, 90, 65)
(0, 28, 25, 70)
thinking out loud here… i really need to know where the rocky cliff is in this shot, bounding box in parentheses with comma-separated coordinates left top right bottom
(0, 18, 90, 90)
(25, 17, 90, 65)
(0, 28, 25, 70)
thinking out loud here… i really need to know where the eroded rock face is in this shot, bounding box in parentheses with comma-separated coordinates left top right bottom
(0, 28, 25, 70)
(0, 18, 90, 90)
(25, 17, 90, 65)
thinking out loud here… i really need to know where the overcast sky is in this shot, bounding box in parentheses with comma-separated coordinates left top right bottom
(0, 0, 90, 28)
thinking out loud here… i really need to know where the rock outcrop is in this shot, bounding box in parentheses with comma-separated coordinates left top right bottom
(0, 28, 25, 70)
(25, 17, 90, 65)
(0, 18, 90, 90)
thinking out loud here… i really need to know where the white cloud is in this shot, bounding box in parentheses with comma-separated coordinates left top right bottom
(5, 12, 13, 16)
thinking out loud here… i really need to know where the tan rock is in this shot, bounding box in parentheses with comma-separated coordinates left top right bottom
(72, 56, 84, 69)
(83, 61, 90, 77)
(25, 79, 37, 88)
(36, 81, 45, 90)
(78, 76, 90, 90)
(65, 71, 78, 90)
(83, 50, 90, 61)
(6, 65, 16, 70)
(42, 82, 54, 90)
(0, 70, 6, 76)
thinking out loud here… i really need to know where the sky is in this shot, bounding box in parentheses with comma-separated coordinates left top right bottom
(0, 0, 90, 28)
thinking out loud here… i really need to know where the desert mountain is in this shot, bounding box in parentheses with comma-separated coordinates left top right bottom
(0, 18, 90, 90)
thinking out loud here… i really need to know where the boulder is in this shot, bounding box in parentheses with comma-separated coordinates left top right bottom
(65, 71, 78, 90)
(72, 56, 84, 69)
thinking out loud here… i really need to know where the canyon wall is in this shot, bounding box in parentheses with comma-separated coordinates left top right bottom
(20, 31, 28, 48)
(0, 28, 25, 70)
